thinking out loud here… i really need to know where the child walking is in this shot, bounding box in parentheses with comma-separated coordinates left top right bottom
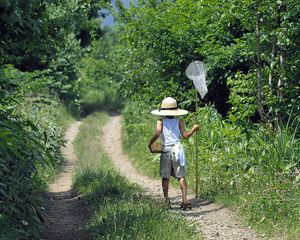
(148, 97, 199, 209)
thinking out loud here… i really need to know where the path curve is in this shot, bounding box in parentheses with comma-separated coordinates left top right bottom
(41, 121, 89, 240)
(101, 115, 267, 240)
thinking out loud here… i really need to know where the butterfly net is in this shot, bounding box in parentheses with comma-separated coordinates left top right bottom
(185, 60, 208, 99)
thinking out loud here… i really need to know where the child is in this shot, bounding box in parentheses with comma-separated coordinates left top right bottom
(148, 97, 199, 209)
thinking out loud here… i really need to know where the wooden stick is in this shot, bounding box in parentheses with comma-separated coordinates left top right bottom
(195, 89, 199, 198)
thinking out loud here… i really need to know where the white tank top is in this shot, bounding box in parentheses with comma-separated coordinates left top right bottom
(162, 118, 180, 146)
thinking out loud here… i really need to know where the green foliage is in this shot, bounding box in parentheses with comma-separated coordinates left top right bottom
(0, 0, 52, 68)
(104, 0, 300, 122)
(78, 31, 122, 115)
(227, 71, 257, 123)
(47, 33, 83, 109)
(122, 103, 300, 238)
(74, 111, 201, 240)
(1, 0, 113, 236)
(0, 65, 74, 239)
(0, 0, 110, 109)
(1, 0, 113, 239)
(122, 101, 160, 177)
(0, 118, 52, 239)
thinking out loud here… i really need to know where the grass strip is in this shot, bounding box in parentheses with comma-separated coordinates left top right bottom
(73, 111, 201, 240)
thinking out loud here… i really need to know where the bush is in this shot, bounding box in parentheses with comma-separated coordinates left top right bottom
(0, 66, 73, 239)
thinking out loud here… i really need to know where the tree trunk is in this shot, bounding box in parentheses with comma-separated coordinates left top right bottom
(276, 0, 288, 125)
(268, 36, 276, 89)
(194, 89, 199, 198)
(277, 48, 285, 98)
(255, 4, 265, 121)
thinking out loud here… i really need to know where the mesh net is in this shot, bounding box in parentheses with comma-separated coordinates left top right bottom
(185, 60, 209, 99)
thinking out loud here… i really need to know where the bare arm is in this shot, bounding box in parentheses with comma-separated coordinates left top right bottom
(179, 119, 199, 140)
(148, 120, 163, 152)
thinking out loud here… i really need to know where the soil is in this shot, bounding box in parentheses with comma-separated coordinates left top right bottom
(101, 115, 271, 240)
(41, 121, 90, 240)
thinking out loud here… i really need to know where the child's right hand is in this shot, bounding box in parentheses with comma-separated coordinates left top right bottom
(148, 144, 153, 153)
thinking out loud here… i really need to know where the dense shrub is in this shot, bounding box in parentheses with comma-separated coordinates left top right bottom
(0, 66, 70, 239)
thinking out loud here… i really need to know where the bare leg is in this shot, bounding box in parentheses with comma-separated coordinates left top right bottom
(162, 178, 169, 201)
(179, 177, 188, 203)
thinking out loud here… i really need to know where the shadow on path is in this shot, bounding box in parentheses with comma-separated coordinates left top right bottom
(41, 121, 90, 240)
(41, 190, 90, 240)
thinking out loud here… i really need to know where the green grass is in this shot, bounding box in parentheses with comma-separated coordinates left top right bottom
(80, 87, 122, 117)
(34, 101, 76, 191)
(73, 111, 202, 240)
(214, 175, 300, 239)
(122, 102, 300, 239)
(0, 97, 76, 240)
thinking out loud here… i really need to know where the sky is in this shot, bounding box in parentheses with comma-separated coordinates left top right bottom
(101, 0, 132, 26)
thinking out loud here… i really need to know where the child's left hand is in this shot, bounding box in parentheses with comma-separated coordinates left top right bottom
(193, 124, 199, 132)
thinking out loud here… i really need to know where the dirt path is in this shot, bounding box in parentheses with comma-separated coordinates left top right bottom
(101, 115, 268, 240)
(41, 121, 89, 240)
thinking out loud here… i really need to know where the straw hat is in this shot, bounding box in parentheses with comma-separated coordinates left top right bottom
(151, 97, 188, 116)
